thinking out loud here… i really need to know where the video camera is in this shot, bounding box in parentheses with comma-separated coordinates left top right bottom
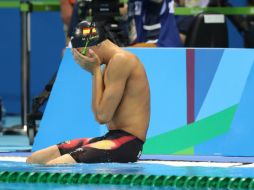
(77, 0, 122, 21)
(76, 0, 129, 47)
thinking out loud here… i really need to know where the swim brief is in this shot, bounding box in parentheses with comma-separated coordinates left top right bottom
(57, 130, 144, 163)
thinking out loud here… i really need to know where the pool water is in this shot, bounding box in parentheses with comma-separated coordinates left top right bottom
(0, 161, 254, 178)
(0, 161, 254, 190)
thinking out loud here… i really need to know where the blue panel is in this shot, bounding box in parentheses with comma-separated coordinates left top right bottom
(195, 49, 254, 155)
(127, 48, 187, 138)
(0, 9, 21, 113)
(30, 12, 65, 104)
(195, 49, 223, 119)
(216, 64, 254, 156)
(0, 11, 65, 114)
(196, 49, 254, 121)
(33, 48, 187, 151)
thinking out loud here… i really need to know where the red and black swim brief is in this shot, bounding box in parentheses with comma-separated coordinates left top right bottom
(57, 130, 144, 163)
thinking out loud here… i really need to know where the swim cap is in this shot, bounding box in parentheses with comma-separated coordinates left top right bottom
(71, 21, 105, 51)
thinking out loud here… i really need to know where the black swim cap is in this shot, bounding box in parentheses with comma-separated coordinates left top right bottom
(71, 21, 105, 49)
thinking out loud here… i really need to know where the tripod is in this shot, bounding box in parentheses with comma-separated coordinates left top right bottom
(26, 74, 56, 145)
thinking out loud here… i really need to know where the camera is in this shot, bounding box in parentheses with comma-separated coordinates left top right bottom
(77, 0, 121, 21)
(76, 0, 129, 47)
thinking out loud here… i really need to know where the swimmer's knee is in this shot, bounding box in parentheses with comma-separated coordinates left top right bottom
(26, 155, 35, 164)
(26, 153, 43, 164)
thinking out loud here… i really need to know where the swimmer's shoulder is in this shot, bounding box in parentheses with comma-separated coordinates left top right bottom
(108, 51, 144, 79)
(113, 50, 141, 66)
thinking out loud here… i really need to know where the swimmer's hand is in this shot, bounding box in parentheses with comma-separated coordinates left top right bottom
(72, 48, 101, 74)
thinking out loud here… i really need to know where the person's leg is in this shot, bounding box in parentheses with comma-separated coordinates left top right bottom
(45, 137, 106, 165)
(46, 154, 76, 165)
(26, 145, 61, 164)
(26, 137, 100, 164)
(26, 137, 103, 164)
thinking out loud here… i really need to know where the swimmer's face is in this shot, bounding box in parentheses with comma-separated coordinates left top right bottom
(76, 43, 98, 55)
(76, 47, 90, 55)
(75, 39, 103, 55)
(76, 47, 84, 53)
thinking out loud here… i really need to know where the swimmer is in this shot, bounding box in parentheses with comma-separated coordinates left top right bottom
(26, 21, 150, 165)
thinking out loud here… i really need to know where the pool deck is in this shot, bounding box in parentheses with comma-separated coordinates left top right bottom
(0, 153, 253, 168)
(0, 133, 254, 168)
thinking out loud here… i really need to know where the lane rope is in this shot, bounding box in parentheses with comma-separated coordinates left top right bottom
(0, 171, 254, 189)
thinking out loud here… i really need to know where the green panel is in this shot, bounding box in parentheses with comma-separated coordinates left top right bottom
(120, 0, 128, 4)
(32, 1, 60, 12)
(175, 7, 254, 15)
(0, 1, 19, 8)
(20, 3, 29, 12)
(174, 147, 194, 155)
(143, 105, 237, 154)
(0, 1, 60, 11)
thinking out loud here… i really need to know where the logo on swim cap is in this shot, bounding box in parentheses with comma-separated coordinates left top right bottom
(83, 28, 97, 36)
(71, 21, 103, 50)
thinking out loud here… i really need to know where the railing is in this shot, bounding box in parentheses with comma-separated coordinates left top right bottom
(1, 1, 254, 15)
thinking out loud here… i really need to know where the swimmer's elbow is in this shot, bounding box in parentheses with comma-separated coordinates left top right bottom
(95, 112, 112, 124)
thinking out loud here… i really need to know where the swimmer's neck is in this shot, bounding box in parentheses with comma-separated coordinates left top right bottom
(92, 40, 122, 65)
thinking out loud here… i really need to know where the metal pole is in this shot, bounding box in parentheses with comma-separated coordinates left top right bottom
(20, 0, 31, 132)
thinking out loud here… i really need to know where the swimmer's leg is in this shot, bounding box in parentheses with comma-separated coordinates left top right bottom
(26, 145, 61, 164)
(26, 137, 95, 164)
(46, 154, 76, 165)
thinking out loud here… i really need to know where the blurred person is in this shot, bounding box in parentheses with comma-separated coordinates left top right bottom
(128, 0, 182, 47)
(26, 21, 150, 165)
(244, 0, 254, 47)
(175, 0, 249, 45)
(208, 0, 249, 33)
(128, 0, 163, 45)
(157, 0, 182, 47)
(175, 0, 209, 44)
(246, 0, 254, 22)
(248, 0, 254, 7)
(60, 0, 76, 44)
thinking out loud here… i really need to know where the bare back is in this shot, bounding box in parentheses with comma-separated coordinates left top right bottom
(103, 51, 150, 141)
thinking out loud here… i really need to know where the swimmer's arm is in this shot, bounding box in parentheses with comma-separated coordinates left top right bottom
(92, 54, 131, 124)
(92, 65, 104, 119)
